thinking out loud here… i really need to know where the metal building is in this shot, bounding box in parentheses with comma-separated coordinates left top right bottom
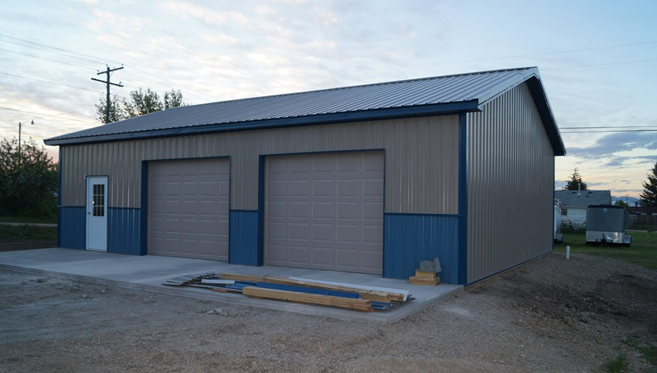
(45, 67, 566, 285)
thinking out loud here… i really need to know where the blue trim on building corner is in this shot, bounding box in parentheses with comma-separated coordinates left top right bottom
(44, 101, 481, 146)
(381, 149, 387, 280)
(257, 156, 265, 266)
(552, 156, 555, 252)
(140, 161, 148, 255)
(457, 112, 468, 285)
(57, 147, 62, 247)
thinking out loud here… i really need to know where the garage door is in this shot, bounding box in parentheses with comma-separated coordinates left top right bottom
(148, 158, 230, 261)
(265, 151, 384, 274)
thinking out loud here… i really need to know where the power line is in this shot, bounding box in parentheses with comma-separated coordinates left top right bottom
(0, 47, 98, 71)
(0, 106, 92, 123)
(4, 32, 655, 103)
(0, 46, 191, 101)
(359, 40, 657, 72)
(0, 33, 116, 65)
(0, 38, 104, 65)
(0, 71, 103, 93)
(544, 58, 657, 71)
(0, 34, 217, 101)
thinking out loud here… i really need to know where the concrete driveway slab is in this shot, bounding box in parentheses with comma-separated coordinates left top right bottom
(0, 248, 462, 323)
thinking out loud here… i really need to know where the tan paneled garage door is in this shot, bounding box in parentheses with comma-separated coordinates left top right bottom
(148, 158, 230, 261)
(265, 151, 384, 274)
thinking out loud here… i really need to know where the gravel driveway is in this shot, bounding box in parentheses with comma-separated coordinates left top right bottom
(1, 253, 655, 373)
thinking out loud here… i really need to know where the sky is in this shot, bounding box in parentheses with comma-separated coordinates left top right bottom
(1, 0, 656, 198)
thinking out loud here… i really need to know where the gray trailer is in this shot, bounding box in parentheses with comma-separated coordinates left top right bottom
(585, 205, 631, 246)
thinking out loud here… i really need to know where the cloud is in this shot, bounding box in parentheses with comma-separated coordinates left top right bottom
(316, 10, 339, 26)
(567, 132, 657, 167)
(605, 155, 656, 167)
(160, 2, 248, 26)
(568, 132, 657, 158)
(612, 189, 644, 194)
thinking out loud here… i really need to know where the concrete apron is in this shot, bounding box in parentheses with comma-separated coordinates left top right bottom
(0, 248, 463, 324)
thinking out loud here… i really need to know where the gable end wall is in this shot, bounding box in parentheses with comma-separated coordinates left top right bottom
(466, 82, 555, 283)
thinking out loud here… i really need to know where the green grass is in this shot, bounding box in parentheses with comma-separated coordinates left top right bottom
(626, 341, 657, 366)
(622, 340, 657, 370)
(0, 225, 57, 240)
(0, 215, 57, 224)
(637, 345, 657, 367)
(604, 355, 629, 373)
(555, 232, 657, 270)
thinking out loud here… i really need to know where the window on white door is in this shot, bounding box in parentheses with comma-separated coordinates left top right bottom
(92, 184, 105, 217)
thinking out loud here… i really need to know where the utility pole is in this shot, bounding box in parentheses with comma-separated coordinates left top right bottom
(91, 65, 124, 124)
(18, 120, 34, 164)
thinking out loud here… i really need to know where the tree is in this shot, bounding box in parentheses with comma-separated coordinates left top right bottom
(0, 138, 58, 219)
(124, 88, 164, 118)
(95, 88, 186, 124)
(563, 168, 588, 191)
(94, 94, 125, 124)
(639, 161, 657, 207)
(614, 200, 632, 212)
(164, 90, 184, 109)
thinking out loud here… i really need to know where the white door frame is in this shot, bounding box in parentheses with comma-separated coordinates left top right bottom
(86, 176, 108, 252)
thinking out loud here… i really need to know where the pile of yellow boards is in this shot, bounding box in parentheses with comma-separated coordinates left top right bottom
(409, 270, 441, 286)
(164, 273, 411, 312)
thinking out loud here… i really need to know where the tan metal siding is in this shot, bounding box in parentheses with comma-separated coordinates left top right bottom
(61, 115, 459, 214)
(466, 83, 554, 283)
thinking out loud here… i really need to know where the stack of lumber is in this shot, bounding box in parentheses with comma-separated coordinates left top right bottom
(409, 269, 441, 286)
(163, 272, 412, 312)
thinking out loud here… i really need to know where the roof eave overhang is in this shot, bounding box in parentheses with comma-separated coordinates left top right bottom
(525, 77, 566, 156)
(475, 69, 566, 156)
(44, 100, 480, 146)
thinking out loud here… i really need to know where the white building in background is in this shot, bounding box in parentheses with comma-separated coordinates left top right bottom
(554, 190, 612, 226)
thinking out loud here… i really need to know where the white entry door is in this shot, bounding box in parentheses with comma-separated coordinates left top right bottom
(86, 176, 108, 251)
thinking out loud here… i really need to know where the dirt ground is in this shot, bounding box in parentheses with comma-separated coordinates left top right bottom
(0, 239, 57, 252)
(1, 253, 656, 373)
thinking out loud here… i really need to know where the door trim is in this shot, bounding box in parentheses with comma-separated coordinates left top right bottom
(140, 156, 232, 258)
(85, 175, 108, 252)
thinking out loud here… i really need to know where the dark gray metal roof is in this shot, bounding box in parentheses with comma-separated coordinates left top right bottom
(45, 66, 565, 154)
(555, 190, 612, 207)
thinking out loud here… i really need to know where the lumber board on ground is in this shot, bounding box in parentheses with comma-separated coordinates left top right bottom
(409, 276, 441, 286)
(242, 287, 373, 312)
(290, 277, 410, 302)
(201, 279, 236, 285)
(211, 288, 244, 294)
(262, 276, 403, 303)
(219, 273, 265, 282)
(415, 269, 436, 279)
